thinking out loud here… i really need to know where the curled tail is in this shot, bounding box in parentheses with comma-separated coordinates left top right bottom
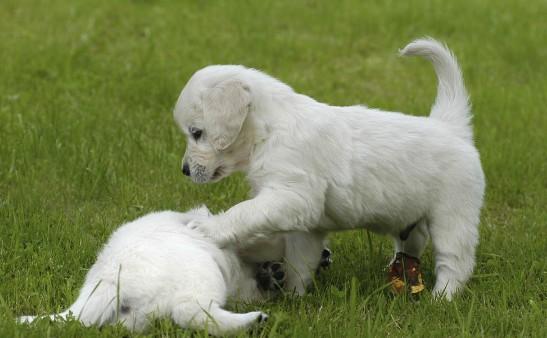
(18, 280, 117, 327)
(400, 38, 473, 142)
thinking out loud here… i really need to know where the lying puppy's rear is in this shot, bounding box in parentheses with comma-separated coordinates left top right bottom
(18, 207, 267, 335)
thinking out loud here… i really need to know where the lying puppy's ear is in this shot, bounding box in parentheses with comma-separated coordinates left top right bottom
(194, 205, 212, 217)
(202, 80, 251, 151)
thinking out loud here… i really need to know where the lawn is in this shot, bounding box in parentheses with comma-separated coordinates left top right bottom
(0, 0, 545, 337)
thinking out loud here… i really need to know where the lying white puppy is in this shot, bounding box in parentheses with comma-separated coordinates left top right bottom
(18, 207, 269, 335)
(173, 38, 485, 300)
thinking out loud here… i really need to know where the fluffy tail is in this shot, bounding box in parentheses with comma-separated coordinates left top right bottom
(18, 280, 118, 327)
(400, 38, 473, 142)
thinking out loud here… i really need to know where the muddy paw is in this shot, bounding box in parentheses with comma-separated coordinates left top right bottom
(388, 252, 425, 295)
(256, 261, 286, 291)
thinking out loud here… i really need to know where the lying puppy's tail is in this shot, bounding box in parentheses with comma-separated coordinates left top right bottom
(18, 280, 118, 327)
(400, 38, 473, 143)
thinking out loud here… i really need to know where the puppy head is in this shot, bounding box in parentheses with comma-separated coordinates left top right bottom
(173, 67, 253, 184)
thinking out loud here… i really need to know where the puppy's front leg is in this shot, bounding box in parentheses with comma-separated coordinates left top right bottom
(284, 231, 328, 295)
(189, 185, 325, 247)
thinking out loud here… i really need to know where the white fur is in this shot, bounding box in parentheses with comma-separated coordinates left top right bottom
(173, 38, 485, 300)
(18, 207, 267, 335)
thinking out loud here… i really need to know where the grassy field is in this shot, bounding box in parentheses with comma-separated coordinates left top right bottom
(1, 0, 545, 336)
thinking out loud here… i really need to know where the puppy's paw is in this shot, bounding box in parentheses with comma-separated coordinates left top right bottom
(388, 252, 425, 295)
(319, 248, 333, 269)
(17, 315, 36, 324)
(256, 261, 286, 291)
(256, 312, 268, 323)
(187, 218, 230, 246)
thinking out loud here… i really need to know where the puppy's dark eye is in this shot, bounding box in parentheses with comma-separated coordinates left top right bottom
(189, 127, 202, 141)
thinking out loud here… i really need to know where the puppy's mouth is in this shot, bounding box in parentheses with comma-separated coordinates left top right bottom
(189, 165, 226, 184)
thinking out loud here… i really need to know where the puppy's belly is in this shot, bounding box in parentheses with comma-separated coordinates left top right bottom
(361, 221, 401, 235)
(322, 205, 423, 236)
(237, 235, 285, 263)
(321, 216, 400, 235)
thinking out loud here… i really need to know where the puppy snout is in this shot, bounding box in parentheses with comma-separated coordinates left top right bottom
(182, 163, 190, 176)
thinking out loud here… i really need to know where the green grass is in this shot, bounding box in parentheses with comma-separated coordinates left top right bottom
(1, 0, 545, 336)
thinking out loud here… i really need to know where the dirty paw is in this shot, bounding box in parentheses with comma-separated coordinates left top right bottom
(388, 252, 425, 295)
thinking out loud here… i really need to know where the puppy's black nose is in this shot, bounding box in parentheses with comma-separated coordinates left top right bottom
(182, 163, 190, 176)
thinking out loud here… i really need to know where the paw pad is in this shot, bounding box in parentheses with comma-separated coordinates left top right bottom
(256, 261, 286, 291)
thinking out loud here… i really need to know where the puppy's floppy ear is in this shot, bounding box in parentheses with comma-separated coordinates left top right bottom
(197, 204, 211, 216)
(194, 204, 212, 217)
(202, 79, 251, 151)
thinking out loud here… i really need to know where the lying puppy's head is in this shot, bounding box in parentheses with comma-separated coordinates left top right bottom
(173, 65, 254, 184)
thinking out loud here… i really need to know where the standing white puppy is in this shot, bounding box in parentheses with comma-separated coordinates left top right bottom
(18, 207, 268, 335)
(173, 38, 485, 300)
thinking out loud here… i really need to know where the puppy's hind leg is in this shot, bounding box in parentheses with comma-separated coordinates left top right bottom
(389, 219, 429, 294)
(429, 203, 480, 300)
(172, 301, 266, 336)
(393, 219, 430, 260)
(18, 280, 117, 327)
